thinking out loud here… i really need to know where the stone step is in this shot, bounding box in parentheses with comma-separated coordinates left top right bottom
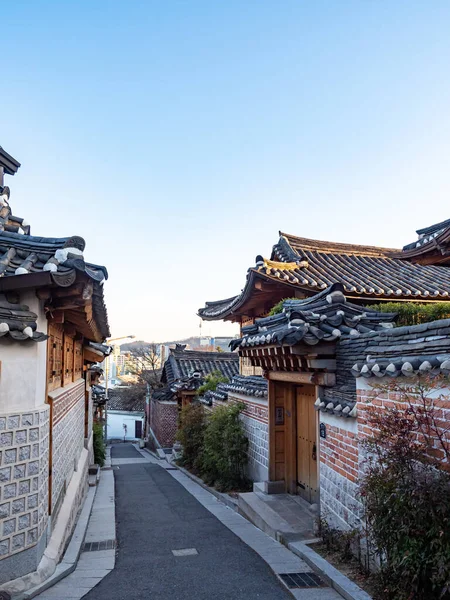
(88, 465, 100, 487)
(238, 491, 316, 543)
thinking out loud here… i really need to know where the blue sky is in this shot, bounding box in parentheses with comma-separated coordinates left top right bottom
(2, 1, 450, 342)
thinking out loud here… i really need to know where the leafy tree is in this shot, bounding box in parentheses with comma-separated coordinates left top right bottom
(176, 403, 207, 471)
(196, 370, 229, 397)
(360, 376, 450, 599)
(367, 301, 450, 326)
(268, 297, 299, 315)
(93, 422, 106, 467)
(119, 343, 163, 410)
(201, 402, 249, 491)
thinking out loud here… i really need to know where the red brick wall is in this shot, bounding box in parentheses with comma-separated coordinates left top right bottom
(150, 400, 178, 448)
(320, 424, 358, 483)
(356, 383, 450, 470)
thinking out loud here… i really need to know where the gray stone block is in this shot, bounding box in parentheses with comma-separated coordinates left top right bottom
(7, 416, 20, 429)
(0, 418, 6, 431)
(18, 513, 31, 530)
(32, 443, 39, 458)
(3, 518, 16, 536)
(5, 448, 17, 464)
(14, 464, 26, 479)
(29, 428, 39, 442)
(12, 532, 25, 551)
(32, 477, 39, 491)
(28, 461, 39, 476)
(21, 414, 34, 427)
(12, 497, 25, 514)
(0, 539, 9, 556)
(19, 479, 31, 495)
(1, 432, 13, 447)
(0, 467, 11, 483)
(15, 430, 27, 444)
(28, 494, 38, 509)
(4, 483, 17, 499)
(27, 527, 38, 545)
(32, 510, 38, 525)
(0, 502, 10, 519)
(19, 445, 31, 461)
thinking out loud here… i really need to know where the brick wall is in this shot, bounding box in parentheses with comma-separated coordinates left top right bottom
(151, 400, 178, 448)
(320, 378, 450, 533)
(49, 379, 85, 517)
(357, 378, 450, 470)
(319, 412, 363, 530)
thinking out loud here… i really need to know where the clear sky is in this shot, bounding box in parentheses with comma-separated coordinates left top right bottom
(2, 1, 450, 342)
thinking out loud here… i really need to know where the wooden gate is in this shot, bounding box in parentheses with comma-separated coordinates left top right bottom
(296, 386, 318, 503)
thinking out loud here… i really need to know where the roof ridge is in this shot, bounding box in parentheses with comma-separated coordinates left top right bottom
(279, 232, 400, 256)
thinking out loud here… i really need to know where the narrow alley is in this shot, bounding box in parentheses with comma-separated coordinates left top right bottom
(85, 444, 291, 600)
(35, 444, 342, 600)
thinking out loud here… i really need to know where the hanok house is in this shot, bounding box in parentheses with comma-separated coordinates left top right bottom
(0, 147, 110, 590)
(106, 389, 145, 442)
(147, 345, 238, 449)
(199, 226, 450, 517)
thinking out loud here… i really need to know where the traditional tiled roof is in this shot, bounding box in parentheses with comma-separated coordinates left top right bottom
(0, 294, 47, 341)
(402, 218, 450, 251)
(200, 375, 268, 406)
(199, 230, 450, 321)
(87, 341, 113, 357)
(161, 348, 239, 385)
(0, 183, 110, 340)
(314, 396, 357, 418)
(152, 387, 175, 402)
(107, 389, 145, 412)
(231, 284, 397, 351)
(350, 318, 450, 378)
(0, 229, 107, 283)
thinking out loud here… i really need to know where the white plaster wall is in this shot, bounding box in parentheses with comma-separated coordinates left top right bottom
(0, 291, 48, 414)
(107, 411, 144, 440)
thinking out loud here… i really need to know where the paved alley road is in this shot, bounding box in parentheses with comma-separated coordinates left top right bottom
(84, 444, 290, 600)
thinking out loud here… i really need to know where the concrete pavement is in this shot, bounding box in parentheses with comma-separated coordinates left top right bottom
(35, 444, 342, 600)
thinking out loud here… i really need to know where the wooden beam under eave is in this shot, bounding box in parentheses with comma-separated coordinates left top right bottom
(267, 371, 336, 387)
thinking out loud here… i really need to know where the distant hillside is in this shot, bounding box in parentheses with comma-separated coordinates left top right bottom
(120, 336, 202, 352)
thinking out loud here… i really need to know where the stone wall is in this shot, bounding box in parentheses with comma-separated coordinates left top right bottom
(48, 380, 85, 518)
(227, 393, 269, 482)
(0, 405, 50, 583)
(150, 400, 178, 448)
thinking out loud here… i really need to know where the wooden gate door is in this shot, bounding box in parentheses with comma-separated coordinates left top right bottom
(296, 386, 318, 503)
(135, 420, 142, 439)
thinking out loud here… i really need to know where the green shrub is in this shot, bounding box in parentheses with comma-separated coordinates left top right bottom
(196, 370, 229, 397)
(176, 403, 206, 471)
(367, 301, 450, 326)
(361, 378, 450, 599)
(93, 422, 106, 467)
(201, 402, 250, 492)
(268, 297, 298, 316)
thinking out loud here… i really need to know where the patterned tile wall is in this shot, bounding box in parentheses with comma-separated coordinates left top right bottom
(50, 380, 85, 515)
(0, 406, 50, 560)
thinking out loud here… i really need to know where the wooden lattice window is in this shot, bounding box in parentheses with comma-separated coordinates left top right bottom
(63, 335, 74, 386)
(74, 341, 83, 381)
(47, 323, 64, 392)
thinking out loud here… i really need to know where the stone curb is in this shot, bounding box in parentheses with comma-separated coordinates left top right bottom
(287, 541, 372, 600)
(173, 464, 238, 511)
